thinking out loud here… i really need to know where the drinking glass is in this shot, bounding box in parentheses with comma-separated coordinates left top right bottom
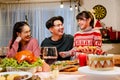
(42, 47, 58, 65)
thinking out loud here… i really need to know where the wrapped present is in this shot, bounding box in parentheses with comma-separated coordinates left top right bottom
(100, 29, 109, 39)
(109, 31, 120, 40)
(118, 32, 120, 40)
(109, 31, 116, 40)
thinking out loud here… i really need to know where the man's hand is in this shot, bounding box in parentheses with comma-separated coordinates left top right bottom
(59, 51, 71, 58)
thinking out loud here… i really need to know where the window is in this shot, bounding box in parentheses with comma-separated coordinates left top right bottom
(0, 3, 77, 46)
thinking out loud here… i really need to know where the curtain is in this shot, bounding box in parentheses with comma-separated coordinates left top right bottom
(0, 2, 78, 46)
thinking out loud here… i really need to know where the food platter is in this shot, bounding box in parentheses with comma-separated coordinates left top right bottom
(0, 71, 32, 80)
(78, 66, 120, 80)
(51, 60, 79, 72)
(59, 65, 78, 72)
(78, 66, 120, 76)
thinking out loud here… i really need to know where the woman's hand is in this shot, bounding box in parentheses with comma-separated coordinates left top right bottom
(42, 61, 50, 72)
(15, 36, 22, 42)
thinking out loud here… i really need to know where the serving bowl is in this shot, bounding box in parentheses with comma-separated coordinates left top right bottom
(6, 66, 42, 73)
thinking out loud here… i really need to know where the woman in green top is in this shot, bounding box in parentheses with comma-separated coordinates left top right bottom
(41, 16, 73, 61)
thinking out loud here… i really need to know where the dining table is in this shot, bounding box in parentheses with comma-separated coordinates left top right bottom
(34, 65, 120, 80)
(35, 71, 86, 80)
(0, 54, 120, 80)
(34, 53, 120, 80)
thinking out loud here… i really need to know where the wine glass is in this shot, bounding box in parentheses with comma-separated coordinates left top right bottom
(42, 47, 58, 65)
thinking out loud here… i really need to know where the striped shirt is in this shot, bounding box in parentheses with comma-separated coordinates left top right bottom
(74, 28, 102, 47)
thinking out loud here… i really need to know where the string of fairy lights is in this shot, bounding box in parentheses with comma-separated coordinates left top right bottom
(60, 0, 81, 12)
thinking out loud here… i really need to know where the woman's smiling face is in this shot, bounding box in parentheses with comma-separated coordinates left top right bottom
(17, 25, 31, 42)
(77, 18, 91, 30)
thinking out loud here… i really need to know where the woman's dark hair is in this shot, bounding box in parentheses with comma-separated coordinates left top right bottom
(46, 16, 64, 29)
(10, 21, 29, 51)
(76, 11, 94, 28)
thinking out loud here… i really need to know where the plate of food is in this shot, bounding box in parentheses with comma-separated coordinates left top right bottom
(51, 60, 79, 72)
(0, 71, 32, 80)
(78, 66, 120, 76)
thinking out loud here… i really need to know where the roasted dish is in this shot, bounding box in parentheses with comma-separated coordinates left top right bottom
(0, 50, 43, 73)
(51, 60, 79, 72)
(0, 74, 30, 80)
(15, 50, 37, 64)
(59, 66, 78, 72)
(0, 74, 42, 80)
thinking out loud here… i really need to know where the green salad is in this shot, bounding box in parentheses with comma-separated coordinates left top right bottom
(0, 58, 43, 69)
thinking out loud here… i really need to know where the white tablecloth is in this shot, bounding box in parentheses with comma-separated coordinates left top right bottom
(35, 72, 85, 80)
(78, 66, 120, 80)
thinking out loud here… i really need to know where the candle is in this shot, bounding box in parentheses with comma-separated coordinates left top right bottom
(78, 53, 87, 67)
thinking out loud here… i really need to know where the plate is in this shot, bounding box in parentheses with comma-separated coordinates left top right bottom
(35, 72, 85, 80)
(6, 67, 37, 73)
(78, 66, 120, 76)
(59, 65, 78, 72)
(51, 60, 78, 71)
(0, 71, 32, 80)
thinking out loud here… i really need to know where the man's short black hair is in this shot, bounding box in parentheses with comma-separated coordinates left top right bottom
(46, 16, 64, 29)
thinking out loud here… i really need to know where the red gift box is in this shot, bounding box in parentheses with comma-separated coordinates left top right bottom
(109, 31, 116, 40)
(109, 31, 120, 40)
(118, 32, 120, 40)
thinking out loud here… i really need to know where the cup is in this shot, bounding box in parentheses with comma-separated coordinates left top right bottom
(42, 47, 58, 65)
(52, 68, 59, 79)
(78, 53, 87, 67)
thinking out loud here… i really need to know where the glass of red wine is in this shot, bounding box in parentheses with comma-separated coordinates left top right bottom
(42, 47, 58, 65)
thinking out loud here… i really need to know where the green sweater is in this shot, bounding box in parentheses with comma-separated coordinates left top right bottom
(41, 34, 74, 61)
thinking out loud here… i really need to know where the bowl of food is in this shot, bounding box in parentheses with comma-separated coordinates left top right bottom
(0, 57, 43, 73)
(0, 71, 33, 80)
(6, 67, 40, 73)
